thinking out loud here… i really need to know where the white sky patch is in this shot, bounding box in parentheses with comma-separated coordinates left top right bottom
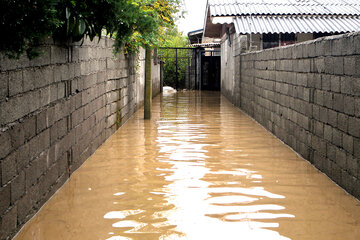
(176, 0, 208, 35)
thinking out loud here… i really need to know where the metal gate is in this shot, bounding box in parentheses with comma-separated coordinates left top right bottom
(158, 47, 194, 90)
(158, 47, 221, 91)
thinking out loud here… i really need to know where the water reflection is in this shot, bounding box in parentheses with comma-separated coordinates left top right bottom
(14, 91, 360, 240)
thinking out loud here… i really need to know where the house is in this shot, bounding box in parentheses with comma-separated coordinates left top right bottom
(204, 0, 360, 51)
(187, 29, 222, 90)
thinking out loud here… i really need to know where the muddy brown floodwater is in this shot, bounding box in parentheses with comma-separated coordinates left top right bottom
(15, 91, 360, 240)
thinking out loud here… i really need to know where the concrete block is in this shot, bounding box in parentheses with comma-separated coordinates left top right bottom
(0, 184, 10, 215)
(23, 67, 53, 92)
(319, 106, 328, 123)
(8, 123, 25, 151)
(314, 121, 324, 138)
(324, 57, 334, 74)
(0, 73, 8, 101)
(321, 75, 331, 91)
(8, 70, 23, 96)
(340, 77, 351, 95)
(54, 100, 70, 123)
(346, 155, 359, 179)
(322, 39, 332, 56)
(343, 35, 355, 56)
(332, 128, 343, 147)
(355, 98, 360, 117)
(313, 104, 320, 120)
(324, 124, 332, 142)
(327, 143, 337, 161)
(302, 88, 310, 102)
(36, 110, 48, 134)
(327, 109, 337, 127)
(313, 151, 326, 170)
(323, 91, 333, 109)
(341, 170, 358, 197)
(312, 135, 327, 156)
(333, 93, 344, 112)
(0, 206, 17, 240)
(348, 116, 360, 138)
(330, 76, 341, 92)
(47, 106, 56, 128)
(17, 193, 32, 225)
(344, 56, 360, 77)
(68, 64, 75, 80)
(354, 34, 360, 55)
(315, 40, 326, 56)
(39, 86, 51, 108)
(30, 129, 50, 161)
(331, 39, 343, 56)
(333, 57, 344, 75)
(15, 141, 30, 173)
(25, 156, 42, 189)
(49, 83, 58, 103)
(307, 42, 317, 58)
(354, 138, 360, 158)
(335, 149, 347, 170)
(51, 46, 68, 64)
(23, 116, 36, 141)
(343, 96, 355, 115)
(10, 170, 25, 204)
(29, 46, 51, 67)
(342, 133, 354, 154)
(337, 113, 349, 133)
(299, 59, 311, 73)
(0, 131, 12, 160)
(296, 73, 307, 86)
(38, 164, 58, 198)
(57, 82, 66, 99)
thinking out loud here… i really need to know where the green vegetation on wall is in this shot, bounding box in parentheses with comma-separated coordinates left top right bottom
(0, 0, 183, 59)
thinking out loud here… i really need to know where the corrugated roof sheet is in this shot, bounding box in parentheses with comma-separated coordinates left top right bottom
(233, 15, 360, 34)
(209, 0, 360, 16)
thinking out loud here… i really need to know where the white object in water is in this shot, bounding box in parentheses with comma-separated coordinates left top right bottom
(163, 86, 177, 95)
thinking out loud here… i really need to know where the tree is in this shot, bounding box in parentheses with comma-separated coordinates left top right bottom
(158, 27, 190, 88)
(0, 0, 183, 58)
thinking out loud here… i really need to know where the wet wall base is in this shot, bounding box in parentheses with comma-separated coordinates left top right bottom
(221, 32, 360, 200)
(0, 38, 161, 240)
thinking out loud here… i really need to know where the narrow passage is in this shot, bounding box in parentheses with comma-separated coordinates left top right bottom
(15, 91, 360, 240)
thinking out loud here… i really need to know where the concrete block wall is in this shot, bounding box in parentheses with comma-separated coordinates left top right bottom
(221, 32, 246, 107)
(222, 32, 360, 199)
(0, 37, 161, 239)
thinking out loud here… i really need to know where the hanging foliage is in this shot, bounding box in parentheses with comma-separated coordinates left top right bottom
(0, 0, 183, 59)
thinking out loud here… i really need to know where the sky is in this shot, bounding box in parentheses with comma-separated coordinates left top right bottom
(176, 0, 208, 35)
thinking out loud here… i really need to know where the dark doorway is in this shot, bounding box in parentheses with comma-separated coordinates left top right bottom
(201, 55, 220, 91)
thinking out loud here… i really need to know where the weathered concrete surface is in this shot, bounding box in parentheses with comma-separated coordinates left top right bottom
(0, 38, 161, 240)
(222, 32, 360, 200)
(13, 91, 360, 240)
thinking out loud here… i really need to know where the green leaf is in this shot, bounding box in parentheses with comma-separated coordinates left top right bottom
(65, 8, 71, 19)
(79, 20, 86, 35)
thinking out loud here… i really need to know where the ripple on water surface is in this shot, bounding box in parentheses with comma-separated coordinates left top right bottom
(14, 91, 360, 240)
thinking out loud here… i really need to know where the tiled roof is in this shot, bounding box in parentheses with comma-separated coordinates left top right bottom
(209, 0, 360, 16)
(233, 15, 360, 34)
(206, 0, 360, 34)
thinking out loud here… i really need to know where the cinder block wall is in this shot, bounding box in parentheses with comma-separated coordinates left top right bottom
(0, 37, 161, 239)
(222, 32, 360, 199)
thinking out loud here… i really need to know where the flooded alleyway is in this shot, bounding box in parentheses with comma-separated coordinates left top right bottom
(15, 91, 360, 240)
